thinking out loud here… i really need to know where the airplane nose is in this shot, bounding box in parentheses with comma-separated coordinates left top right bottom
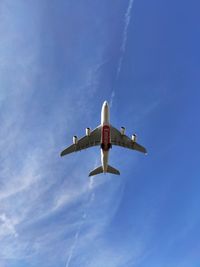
(104, 101, 108, 107)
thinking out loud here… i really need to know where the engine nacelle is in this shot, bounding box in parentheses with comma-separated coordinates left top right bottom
(73, 135, 78, 145)
(120, 127, 125, 135)
(86, 127, 91, 136)
(132, 134, 137, 142)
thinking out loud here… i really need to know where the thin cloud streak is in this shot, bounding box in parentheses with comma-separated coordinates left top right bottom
(110, 0, 135, 107)
(117, 0, 135, 76)
(109, 90, 115, 108)
(65, 168, 96, 267)
(65, 214, 85, 267)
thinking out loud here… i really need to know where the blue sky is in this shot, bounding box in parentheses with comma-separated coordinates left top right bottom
(0, 0, 200, 266)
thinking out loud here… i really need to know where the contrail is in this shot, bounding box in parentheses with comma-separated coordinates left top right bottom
(65, 212, 85, 267)
(65, 174, 95, 267)
(110, 0, 135, 107)
(109, 90, 115, 108)
(117, 0, 135, 76)
(122, 0, 135, 53)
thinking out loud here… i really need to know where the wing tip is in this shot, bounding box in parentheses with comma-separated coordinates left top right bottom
(60, 151, 65, 157)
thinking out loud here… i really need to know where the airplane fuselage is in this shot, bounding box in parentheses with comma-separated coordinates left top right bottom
(101, 101, 111, 172)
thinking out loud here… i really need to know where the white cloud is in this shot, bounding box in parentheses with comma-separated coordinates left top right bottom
(0, 213, 18, 238)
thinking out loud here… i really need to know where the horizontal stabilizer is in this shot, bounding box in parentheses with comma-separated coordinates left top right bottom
(107, 165, 120, 175)
(88, 165, 120, 177)
(89, 166, 103, 177)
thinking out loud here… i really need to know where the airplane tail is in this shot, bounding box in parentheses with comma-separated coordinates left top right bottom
(89, 165, 120, 177)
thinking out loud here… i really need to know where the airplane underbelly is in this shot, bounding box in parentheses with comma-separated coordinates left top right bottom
(101, 149, 108, 171)
(101, 125, 111, 151)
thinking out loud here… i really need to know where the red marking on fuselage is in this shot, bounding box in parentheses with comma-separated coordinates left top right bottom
(101, 125, 110, 151)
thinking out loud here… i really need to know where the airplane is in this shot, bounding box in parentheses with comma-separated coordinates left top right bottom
(60, 101, 147, 177)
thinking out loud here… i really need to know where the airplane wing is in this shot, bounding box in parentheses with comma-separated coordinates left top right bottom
(110, 126, 147, 154)
(60, 126, 101, 156)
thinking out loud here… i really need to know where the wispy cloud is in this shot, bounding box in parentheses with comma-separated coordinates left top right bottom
(0, 13, 119, 267)
(0, 2, 141, 267)
(0, 213, 18, 238)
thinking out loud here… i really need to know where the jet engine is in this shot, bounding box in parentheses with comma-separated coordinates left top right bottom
(73, 135, 78, 144)
(86, 127, 91, 136)
(132, 134, 137, 142)
(120, 127, 125, 135)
